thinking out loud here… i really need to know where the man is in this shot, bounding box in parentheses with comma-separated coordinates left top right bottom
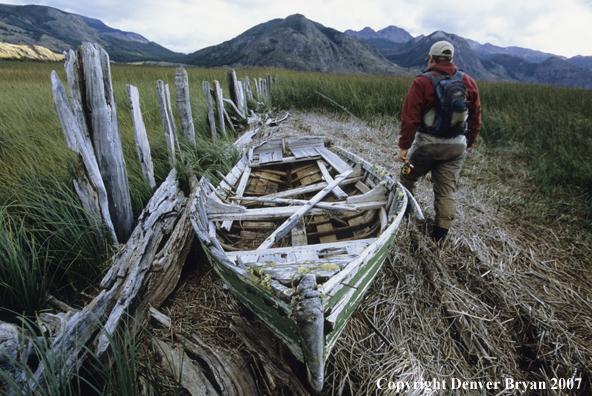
(397, 40, 481, 243)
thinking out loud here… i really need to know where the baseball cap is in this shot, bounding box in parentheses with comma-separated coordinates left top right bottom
(428, 41, 454, 58)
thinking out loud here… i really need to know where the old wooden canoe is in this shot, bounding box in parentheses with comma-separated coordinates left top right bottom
(189, 136, 422, 393)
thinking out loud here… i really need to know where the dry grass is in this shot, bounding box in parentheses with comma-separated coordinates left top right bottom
(156, 111, 592, 395)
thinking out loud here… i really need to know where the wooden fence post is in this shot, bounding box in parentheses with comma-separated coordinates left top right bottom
(266, 75, 272, 96)
(242, 77, 253, 102)
(175, 68, 195, 143)
(51, 70, 118, 244)
(126, 84, 156, 190)
(202, 81, 217, 143)
(226, 69, 244, 118)
(76, 42, 134, 242)
(213, 80, 227, 138)
(156, 80, 178, 168)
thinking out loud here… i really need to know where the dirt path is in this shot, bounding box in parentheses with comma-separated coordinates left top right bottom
(159, 111, 592, 395)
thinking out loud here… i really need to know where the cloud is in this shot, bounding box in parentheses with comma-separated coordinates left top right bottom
(2, 0, 592, 57)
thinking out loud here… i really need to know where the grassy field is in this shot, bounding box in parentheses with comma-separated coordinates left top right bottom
(1, 58, 591, 394)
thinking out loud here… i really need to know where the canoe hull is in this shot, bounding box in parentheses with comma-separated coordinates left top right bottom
(190, 137, 418, 393)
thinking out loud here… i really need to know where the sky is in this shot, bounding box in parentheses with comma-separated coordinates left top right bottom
(3, 0, 592, 58)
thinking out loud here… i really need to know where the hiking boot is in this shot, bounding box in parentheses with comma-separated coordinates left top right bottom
(429, 226, 449, 243)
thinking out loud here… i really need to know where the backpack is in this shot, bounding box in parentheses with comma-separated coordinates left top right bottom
(419, 71, 468, 137)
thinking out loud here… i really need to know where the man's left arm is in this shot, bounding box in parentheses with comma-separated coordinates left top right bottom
(464, 76, 482, 149)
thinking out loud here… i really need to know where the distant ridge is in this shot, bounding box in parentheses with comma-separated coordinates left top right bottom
(0, 3, 183, 62)
(1, 3, 591, 89)
(184, 14, 411, 76)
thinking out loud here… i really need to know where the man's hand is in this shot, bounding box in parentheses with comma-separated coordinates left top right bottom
(397, 149, 409, 163)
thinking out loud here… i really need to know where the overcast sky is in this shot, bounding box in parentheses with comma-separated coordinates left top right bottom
(4, 0, 592, 58)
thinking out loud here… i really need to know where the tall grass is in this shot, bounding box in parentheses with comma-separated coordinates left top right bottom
(271, 71, 592, 205)
(0, 312, 184, 396)
(0, 60, 274, 318)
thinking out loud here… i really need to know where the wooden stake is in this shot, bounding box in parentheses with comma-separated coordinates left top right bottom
(202, 81, 217, 143)
(213, 80, 227, 137)
(175, 67, 195, 143)
(156, 80, 177, 168)
(78, 42, 133, 242)
(126, 84, 156, 190)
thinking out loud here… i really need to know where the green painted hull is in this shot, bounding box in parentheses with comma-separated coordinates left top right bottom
(190, 139, 419, 393)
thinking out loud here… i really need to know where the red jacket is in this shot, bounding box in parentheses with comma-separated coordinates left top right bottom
(398, 62, 481, 150)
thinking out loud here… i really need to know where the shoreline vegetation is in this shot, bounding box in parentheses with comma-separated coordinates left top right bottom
(1, 59, 590, 395)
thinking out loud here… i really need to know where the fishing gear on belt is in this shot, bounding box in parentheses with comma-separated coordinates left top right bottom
(401, 162, 413, 176)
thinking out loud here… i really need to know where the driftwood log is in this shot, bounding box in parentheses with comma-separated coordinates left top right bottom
(213, 80, 226, 138)
(51, 69, 118, 244)
(76, 43, 134, 242)
(156, 80, 178, 168)
(202, 81, 217, 143)
(175, 67, 196, 143)
(21, 169, 195, 393)
(126, 84, 156, 190)
(230, 316, 310, 396)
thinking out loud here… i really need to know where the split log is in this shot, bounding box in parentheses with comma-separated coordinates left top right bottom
(152, 339, 219, 396)
(242, 77, 253, 101)
(226, 69, 245, 118)
(183, 334, 258, 396)
(202, 81, 217, 143)
(175, 68, 196, 143)
(76, 42, 134, 242)
(222, 98, 246, 120)
(78, 43, 133, 242)
(126, 84, 156, 190)
(230, 316, 310, 396)
(27, 169, 193, 394)
(156, 80, 178, 168)
(213, 80, 227, 137)
(51, 70, 118, 243)
(0, 322, 33, 391)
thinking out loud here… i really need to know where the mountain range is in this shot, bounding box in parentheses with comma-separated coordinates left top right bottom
(1, 3, 592, 89)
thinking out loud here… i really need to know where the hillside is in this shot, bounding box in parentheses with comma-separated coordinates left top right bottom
(380, 30, 504, 80)
(0, 42, 63, 61)
(0, 4, 183, 62)
(184, 14, 410, 76)
(2, 3, 591, 88)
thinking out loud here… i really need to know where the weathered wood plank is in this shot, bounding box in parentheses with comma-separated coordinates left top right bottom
(202, 81, 217, 143)
(126, 84, 156, 190)
(185, 333, 258, 396)
(51, 70, 118, 243)
(175, 67, 196, 143)
(257, 170, 353, 250)
(226, 69, 245, 118)
(79, 42, 134, 242)
(156, 80, 177, 168)
(316, 146, 352, 174)
(291, 217, 308, 247)
(213, 80, 226, 137)
(317, 160, 347, 199)
(208, 200, 385, 221)
(231, 196, 357, 212)
(229, 240, 373, 258)
(230, 316, 309, 396)
(152, 339, 219, 396)
(346, 183, 388, 204)
(222, 165, 252, 231)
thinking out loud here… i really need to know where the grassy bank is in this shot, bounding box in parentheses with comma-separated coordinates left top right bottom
(0, 60, 268, 317)
(1, 59, 591, 394)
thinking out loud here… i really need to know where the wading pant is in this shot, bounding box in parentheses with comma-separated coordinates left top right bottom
(400, 143, 467, 229)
